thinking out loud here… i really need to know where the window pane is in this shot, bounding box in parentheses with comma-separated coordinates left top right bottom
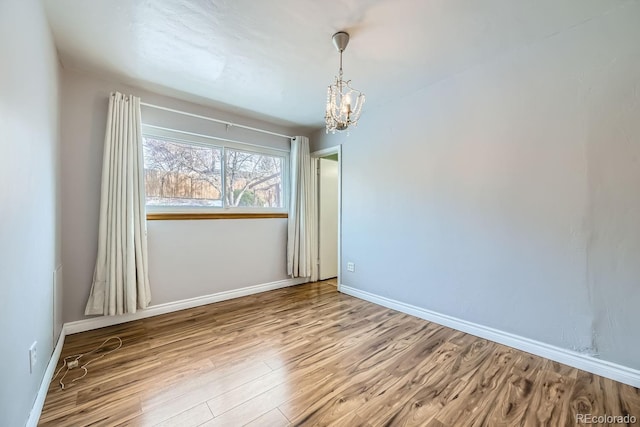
(224, 149, 284, 208)
(143, 137, 222, 207)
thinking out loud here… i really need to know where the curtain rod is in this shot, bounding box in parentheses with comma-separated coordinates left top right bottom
(139, 102, 295, 140)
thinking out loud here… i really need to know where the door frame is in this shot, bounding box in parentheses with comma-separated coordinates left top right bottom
(311, 146, 342, 291)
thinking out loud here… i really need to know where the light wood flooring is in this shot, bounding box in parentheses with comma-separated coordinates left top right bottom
(40, 280, 640, 426)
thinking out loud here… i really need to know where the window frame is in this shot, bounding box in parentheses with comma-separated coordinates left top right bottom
(141, 125, 290, 215)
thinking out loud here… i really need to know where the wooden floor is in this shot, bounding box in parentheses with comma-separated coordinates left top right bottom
(40, 280, 640, 426)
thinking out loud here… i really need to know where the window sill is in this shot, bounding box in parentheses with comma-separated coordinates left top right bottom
(146, 212, 288, 221)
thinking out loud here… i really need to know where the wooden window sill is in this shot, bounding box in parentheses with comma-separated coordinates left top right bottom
(147, 212, 288, 221)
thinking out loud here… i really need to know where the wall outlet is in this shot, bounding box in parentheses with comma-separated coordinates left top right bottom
(346, 262, 355, 272)
(29, 341, 37, 374)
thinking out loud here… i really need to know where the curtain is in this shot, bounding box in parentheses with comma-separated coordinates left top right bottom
(287, 136, 317, 280)
(85, 92, 151, 316)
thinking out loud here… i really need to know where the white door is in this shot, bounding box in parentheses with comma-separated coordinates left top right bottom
(319, 158, 338, 280)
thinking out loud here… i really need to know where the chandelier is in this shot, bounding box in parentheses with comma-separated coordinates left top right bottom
(325, 31, 365, 134)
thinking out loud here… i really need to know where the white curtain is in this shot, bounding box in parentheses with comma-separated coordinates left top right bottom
(287, 136, 317, 280)
(85, 92, 151, 316)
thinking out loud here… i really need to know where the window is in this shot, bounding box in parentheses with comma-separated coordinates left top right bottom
(224, 149, 284, 208)
(142, 127, 288, 213)
(143, 138, 223, 207)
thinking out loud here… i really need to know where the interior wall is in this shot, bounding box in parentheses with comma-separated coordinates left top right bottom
(311, 1, 640, 370)
(60, 68, 300, 322)
(0, 0, 61, 425)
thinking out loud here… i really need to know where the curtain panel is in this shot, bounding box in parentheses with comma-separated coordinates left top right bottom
(85, 92, 151, 316)
(287, 136, 316, 280)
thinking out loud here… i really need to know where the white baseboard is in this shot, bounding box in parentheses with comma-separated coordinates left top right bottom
(27, 329, 66, 427)
(64, 277, 308, 335)
(340, 285, 640, 389)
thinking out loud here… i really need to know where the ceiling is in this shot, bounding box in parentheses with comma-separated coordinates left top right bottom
(44, 0, 623, 130)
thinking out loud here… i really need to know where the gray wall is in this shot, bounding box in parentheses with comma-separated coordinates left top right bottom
(0, 0, 61, 425)
(61, 68, 300, 322)
(312, 2, 640, 370)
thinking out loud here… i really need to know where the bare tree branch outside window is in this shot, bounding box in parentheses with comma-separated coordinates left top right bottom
(225, 149, 282, 208)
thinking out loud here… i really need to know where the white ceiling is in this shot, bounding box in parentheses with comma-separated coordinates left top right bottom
(44, 0, 623, 129)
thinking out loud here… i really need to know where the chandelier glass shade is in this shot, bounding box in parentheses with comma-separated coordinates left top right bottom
(325, 32, 365, 134)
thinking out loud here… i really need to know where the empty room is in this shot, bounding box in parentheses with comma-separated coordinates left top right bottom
(2, 0, 640, 426)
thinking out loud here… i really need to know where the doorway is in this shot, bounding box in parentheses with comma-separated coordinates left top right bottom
(312, 147, 341, 286)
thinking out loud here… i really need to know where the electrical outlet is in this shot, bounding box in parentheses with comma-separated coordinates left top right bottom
(347, 262, 355, 272)
(29, 341, 37, 374)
